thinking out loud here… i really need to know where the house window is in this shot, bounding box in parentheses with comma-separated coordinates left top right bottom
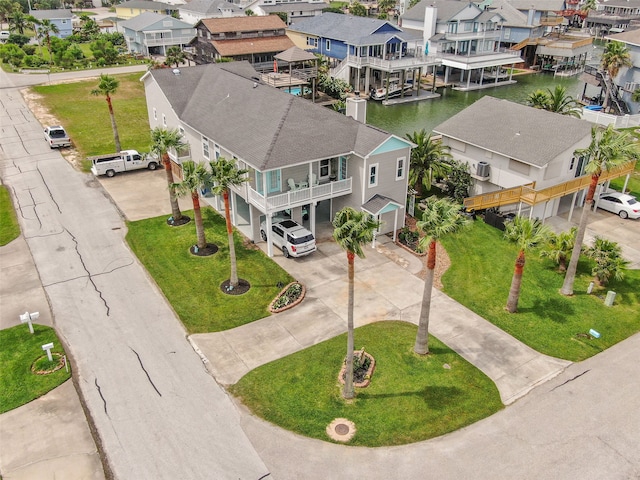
(368, 163, 378, 187)
(320, 159, 330, 178)
(214, 143, 220, 159)
(178, 126, 184, 136)
(202, 136, 210, 159)
(396, 157, 405, 180)
(153, 108, 157, 120)
(326, 39, 330, 51)
(162, 114, 167, 126)
(339, 156, 347, 180)
(307, 36, 317, 47)
(569, 156, 575, 170)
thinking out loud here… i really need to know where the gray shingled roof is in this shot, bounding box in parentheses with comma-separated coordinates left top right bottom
(488, 0, 536, 27)
(261, 3, 324, 13)
(401, 0, 470, 23)
(606, 27, 640, 47)
(508, 0, 565, 12)
(433, 96, 593, 167)
(30, 9, 72, 20)
(179, 0, 240, 15)
(147, 62, 393, 170)
(117, 0, 176, 9)
(288, 12, 411, 46)
(120, 11, 193, 30)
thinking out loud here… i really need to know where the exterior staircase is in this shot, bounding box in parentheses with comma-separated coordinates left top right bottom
(463, 161, 636, 211)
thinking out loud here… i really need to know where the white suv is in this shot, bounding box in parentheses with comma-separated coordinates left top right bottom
(260, 219, 316, 258)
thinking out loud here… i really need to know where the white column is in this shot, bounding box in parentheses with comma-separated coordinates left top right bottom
(266, 215, 273, 257)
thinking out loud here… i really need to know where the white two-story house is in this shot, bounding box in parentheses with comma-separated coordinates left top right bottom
(141, 62, 413, 255)
(433, 96, 594, 219)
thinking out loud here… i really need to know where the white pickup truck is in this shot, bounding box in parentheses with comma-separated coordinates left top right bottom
(44, 126, 72, 148)
(90, 150, 160, 177)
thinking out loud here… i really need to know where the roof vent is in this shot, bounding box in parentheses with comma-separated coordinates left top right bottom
(173, 68, 180, 75)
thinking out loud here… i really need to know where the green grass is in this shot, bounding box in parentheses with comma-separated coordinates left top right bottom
(231, 321, 502, 446)
(126, 208, 294, 333)
(32, 72, 151, 170)
(0, 185, 20, 246)
(610, 127, 640, 198)
(441, 220, 640, 362)
(0, 324, 71, 414)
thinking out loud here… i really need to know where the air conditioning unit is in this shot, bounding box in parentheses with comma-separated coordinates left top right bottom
(476, 161, 490, 178)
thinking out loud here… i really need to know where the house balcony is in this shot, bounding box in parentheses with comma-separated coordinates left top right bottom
(144, 34, 196, 47)
(245, 177, 352, 214)
(344, 52, 440, 72)
(438, 48, 522, 69)
(443, 30, 502, 41)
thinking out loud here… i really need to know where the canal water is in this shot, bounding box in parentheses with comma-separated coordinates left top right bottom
(365, 71, 595, 137)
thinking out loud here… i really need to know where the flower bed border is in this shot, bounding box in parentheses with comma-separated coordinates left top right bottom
(269, 281, 306, 313)
(395, 239, 427, 257)
(338, 352, 376, 388)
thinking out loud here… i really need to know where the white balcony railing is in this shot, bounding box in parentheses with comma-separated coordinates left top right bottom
(247, 178, 352, 213)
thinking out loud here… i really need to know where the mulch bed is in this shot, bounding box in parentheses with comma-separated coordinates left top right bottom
(167, 215, 191, 227)
(220, 279, 251, 295)
(190, 243, 218, 256)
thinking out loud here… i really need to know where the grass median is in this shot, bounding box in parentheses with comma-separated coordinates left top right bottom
(126, 208, 294, 333)
(0, 324, 71, 414)
(231, 321, 503, 446)
(441, 220, 640, 362)
(0, 185, 20, 246)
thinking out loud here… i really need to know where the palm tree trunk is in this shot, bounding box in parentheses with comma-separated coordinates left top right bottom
(192, 191, 206, 249)
(163, 154, 182, 221)
(343, 251, 355, 400)
(46, 34, 52, 65)
(224, 190, 239, 287)
(506, 250, 525, 313)
(106, 95, 121, 152)
(414, 240, 436, 355)
(561, 175, 599, 295)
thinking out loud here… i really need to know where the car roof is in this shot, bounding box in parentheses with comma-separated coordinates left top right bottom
(276, 219, 312, 235)
(601, 191, 635, 201)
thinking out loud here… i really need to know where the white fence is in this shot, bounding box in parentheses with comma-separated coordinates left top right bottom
(581, 108, 640, 128)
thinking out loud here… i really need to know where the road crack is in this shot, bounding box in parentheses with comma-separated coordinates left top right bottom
(551, 369, 590, 391)
(95, 378, 109, 417)
(131, 348, 162, 397)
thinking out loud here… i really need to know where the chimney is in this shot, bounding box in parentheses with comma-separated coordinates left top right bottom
(346, 95, 366, 123)
(527, 8, 535, 26)
(423, 5, 437, 56)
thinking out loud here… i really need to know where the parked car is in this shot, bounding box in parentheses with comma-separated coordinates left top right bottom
(597, 191, 640, 219)
(260, 219, 316, 258)
(89, 150, 159, 177)
(0, 31, 10, 43)
(43, 126, 71, 148)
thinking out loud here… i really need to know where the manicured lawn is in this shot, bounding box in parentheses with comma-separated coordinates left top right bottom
(230, 321, 503, 447)
(32, 72, 151, 170)
(440, 220, 640, 362)
(0, 324, 71, 414)
(612, 128, 640, 198)
(0, 185, 20, 246)
(126, 208, 294, 333)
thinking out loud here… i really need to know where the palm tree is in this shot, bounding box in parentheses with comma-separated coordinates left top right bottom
(527, 85, 581, 117)
(540, 227, 576, 272)
(172, 161, 212, 252)
(164, 46, 185, 68)
(8, 10, 34, 35)
(600, 41, 632, 110)
(414, 197, 469, 354)
(560, 124, 639, 295)
(504, 216, 551, 313)
(332, 207, 379, 399)
(584, 236, 630, 285)
(150, 127, 189, 226)
(35, 18, 59, 65)
(632, 88, 640, 103)
(406, 129, 452, 197)
(91, 74, 122, 152)
(209, 157, 249, 288)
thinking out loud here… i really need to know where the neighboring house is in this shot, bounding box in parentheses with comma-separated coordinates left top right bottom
(287, 12, 438, 95)
(119, 12, 195, 56)
(115, 0, 180, 21)
(585, 0, 640, 36)
(141, 62, 413, 255)
(603, 28, 640, 114)
(178, 0, 243, 24)
(433, 96, 594, 219)
(400, 1, 522, 90)
(189, 15, 294, 64)
(30, 9, 73, 39)
(254, 2, 326, 25)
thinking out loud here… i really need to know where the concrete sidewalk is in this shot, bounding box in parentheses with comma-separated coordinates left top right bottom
(191, 233, 570, 405)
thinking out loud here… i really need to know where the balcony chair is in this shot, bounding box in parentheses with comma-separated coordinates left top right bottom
(287, 178, 300, 191)
(308, 173, 319, 186)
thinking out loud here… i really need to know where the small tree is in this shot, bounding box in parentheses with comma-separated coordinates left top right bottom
(34, 18, 59, 65)
(442, 160, 471, 203)
(150, 127, 189, 226)
(172, 161, 212, 252)
(584, 237, 629, 285)
(349, 1, 367, 16)
(540, 227, 576, 272)
(504, 216, 551, 313)
(406, 129, 452, 197)
(333, 207, 379, 399)
(414, 197, 469, 354)
(164, 46, 185, 68)
(91, 74, 121, 152)
(527, 85, 581, 117)
(209, 157, 249, 288)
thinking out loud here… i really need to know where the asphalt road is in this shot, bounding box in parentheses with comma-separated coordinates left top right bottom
(0, 69, 270, 479)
